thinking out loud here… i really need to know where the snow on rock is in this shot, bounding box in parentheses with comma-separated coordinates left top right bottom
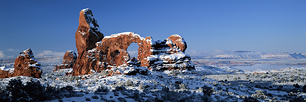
(82, 8, 101, 38)
(0, 66, 14, 74)
(0, 48, 42, 78)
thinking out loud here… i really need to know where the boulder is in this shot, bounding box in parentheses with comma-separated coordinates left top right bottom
(54, 50, 77, 71)
(0, 48, 42, 78)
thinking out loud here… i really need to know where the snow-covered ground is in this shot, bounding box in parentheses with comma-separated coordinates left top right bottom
(1, 65, 306, 101)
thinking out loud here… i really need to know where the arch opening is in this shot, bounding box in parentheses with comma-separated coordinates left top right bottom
(127, 43, 139, 59)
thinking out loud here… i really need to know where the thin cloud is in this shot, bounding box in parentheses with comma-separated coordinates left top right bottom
(37, 50, 65, 58)
(0, 51, 5, 58)
(7, 49, 18, 51)
(6, 56, 14, 58)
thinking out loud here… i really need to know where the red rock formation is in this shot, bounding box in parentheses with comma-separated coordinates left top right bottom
(73, 8, 105, 76)
(54, 50, 77, 71)
(0, 48, 42, 78)
(147, 34, 194, 70)
(72, 8, 194, 76)
(0, 66, 14, 78)
(73, 49, 107, 75)
(96, 32, 153, 66)
(75, 8, 104, 57)
(167, 34, 187, 52)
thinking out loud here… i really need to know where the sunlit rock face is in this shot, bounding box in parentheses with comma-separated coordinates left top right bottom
(72, 8, 194, 76)
(0, 48, 42, 78)
(75, 8, 104, 57)
(73, 8, 105, 76)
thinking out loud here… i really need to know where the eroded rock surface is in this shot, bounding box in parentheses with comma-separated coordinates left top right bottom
(54, 50, 77, 71)
(0, 48, 42, 78)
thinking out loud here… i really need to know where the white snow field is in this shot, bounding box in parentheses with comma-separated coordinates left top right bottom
(1, 65, 306, 101)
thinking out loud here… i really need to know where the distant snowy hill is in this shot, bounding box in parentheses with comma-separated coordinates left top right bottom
(197, 51, 306, 60)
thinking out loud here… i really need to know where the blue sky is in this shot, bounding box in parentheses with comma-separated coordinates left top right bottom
(0, 0, 306, 59)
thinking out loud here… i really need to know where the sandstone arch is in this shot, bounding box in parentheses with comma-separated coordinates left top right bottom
(96, 32, 153, 66)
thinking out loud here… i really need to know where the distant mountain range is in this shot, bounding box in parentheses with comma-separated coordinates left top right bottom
(1, 51, 306, 68)
(192, 51, 306, 60)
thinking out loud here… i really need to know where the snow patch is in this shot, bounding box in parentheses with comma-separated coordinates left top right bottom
(103, 32, 144, 41)
(0, 66, 14, 74)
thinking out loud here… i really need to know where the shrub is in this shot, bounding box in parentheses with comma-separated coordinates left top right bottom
(132, 92, 141, 101)
(114, 91, 119, 96)
(243, 96, 259, 102)
(5, 79, 78, 101)
(202, 85, 214, 96)
(288, 92, 297, 96)
(139, 83, 145, 90)
(114, 86, 127, 92)
(24, 79, 46, 100)
(289, 96, 305, 102)
(125, 80, 134, 87)
(118, 97, 127, 102)
(271, 73, 279, 76)
(91, 95, 99, 99)
(0, 85, 10, 102)
(6, 79, 31, 102)
(303, 85, 306, 92)
(96, 85, 109, 92)
(179, 84, 189, 90)
(260, 75, 268, 78)
(293, 83, 300, 88)
(201, 94, 212, 102)
(251, 90, 267, 99)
